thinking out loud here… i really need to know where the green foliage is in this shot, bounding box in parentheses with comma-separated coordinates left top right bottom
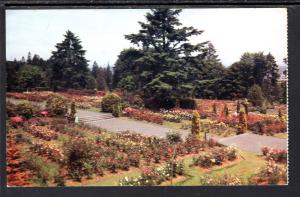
(101, 93, 121, 113)
(18, 64, 45, 90)
(212, 103, 217, 114)
(65, 139, 101, 181)
(24, 154, 59, 186)
(238, 108, 247, 134)
(236, 100, 240, 113)
(118, 9, 217, 105)
(191, 111, 201, 135)
(224, 104, 229, 117)
(50, 30, 90, 90)
(69, 101, 77, 121)
(16, 101, 37, 119)
(166, 131, 182, 144)
(179, 98, 197, 109)
(247, 84, 265, 107)
(117, 76, 137, 93)
(112, 103, 121, 117)
(46, 94, 68, 116)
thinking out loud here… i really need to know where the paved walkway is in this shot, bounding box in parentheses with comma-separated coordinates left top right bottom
(8, 100, 287, 153)
(77, 110, 188, 138)
(217, 133, 287, 154)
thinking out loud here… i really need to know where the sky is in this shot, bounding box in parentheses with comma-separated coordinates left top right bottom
(6, 8, 287, 67)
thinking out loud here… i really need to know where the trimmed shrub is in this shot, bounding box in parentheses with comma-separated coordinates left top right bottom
(166, 131, 182, 144)
(191, 111, 201, 135)
(179, 98, 196, 109)
(112, 103, 121, 117)
(237, 108, 247, 134)
(101, 93, 121, 113)
(247, 84, 265, 107)
(46, 94, 68, 116)
(16, 101, 36, 119)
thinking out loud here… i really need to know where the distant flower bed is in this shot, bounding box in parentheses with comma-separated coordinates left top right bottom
(24, 125, 58, 141)
(123, 107, 163, 124)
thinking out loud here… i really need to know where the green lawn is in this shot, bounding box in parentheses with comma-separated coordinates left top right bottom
(171, 150, 266, 186)
(82, 150, 266, 186)
(273, 133, 288, 139)
(86, 169, 141, 186)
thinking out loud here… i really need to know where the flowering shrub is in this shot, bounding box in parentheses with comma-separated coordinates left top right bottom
(123, 107, 163, 124)
(101, 93, 121, 113)
(10, 116, 24, 127)
(64, 138, 103, 180)
(192, 146, 237, 168)
(25, 125, 58, 141)
(261, 146, 287, 163)
(46, 94, 68, 116)
(30, 142, 64, 163)
(119, 161, 185, 186)
(199, 173, 244, 186)
(249, 161, 287, 185)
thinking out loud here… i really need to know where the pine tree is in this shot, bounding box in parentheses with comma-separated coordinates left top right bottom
(27, 52, 32, 64)
(125, 9, 207, 108)
(105, 64, 113, 91)
(262, 53, 280, 103)
(92, 61, 99, 78)
(50, 30, 90, 90)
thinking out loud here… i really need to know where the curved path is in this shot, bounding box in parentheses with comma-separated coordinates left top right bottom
(217, 133, 287, 154)
(77, 110, 287, 154)
(76, 110, 188, 138)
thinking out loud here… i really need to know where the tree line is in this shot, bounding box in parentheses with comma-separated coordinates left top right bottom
(7, 8, 287, 107)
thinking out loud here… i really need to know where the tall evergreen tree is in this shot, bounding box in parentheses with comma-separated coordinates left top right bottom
(27, 52, 32, 64)
(124, 9, 207, 107)
(262, 53, 280, 102)
(105, 64, 113, 91)
(49, 30, 90, 90)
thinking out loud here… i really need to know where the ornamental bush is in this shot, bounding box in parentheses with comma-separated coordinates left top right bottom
(45, 94, 68, 117)
(16, 101, 36, 119)
(247, 84, 265, 107)
(101, 93, 121, 113)
(191, 111, 201, 135)
(112, 103, 121, 117)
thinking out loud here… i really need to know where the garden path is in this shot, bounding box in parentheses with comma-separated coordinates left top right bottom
(76, 109, 189, 138)
(216, 133, 287, 154)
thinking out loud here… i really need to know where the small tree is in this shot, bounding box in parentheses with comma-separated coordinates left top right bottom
(69, 101, 76, 121)
(45, 94, 68, 117)
(223, 104, 229, 117)
(247, 84, 265, 107)
(236, 100, 240, 113)
(278, 108, 284, 121)
(112, 103, 121, 117)
(237, 108, 247, 134)
(191, 111, 201, 136)
(101, 93, 121, 113)
(241, 99, 249, 115)
(212, 103, 217, 114)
